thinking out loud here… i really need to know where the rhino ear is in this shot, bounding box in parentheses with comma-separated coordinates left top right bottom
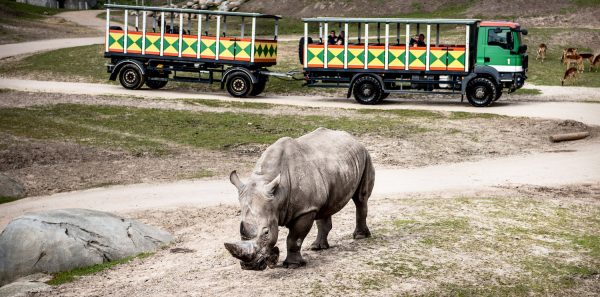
(230, 170, 244, 192)
(265, 174, 281, 196)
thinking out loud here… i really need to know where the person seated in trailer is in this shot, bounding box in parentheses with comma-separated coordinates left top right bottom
(410, 33, 426, 47)
(336, 31, 345, 45)
(327, 30, 337, 45)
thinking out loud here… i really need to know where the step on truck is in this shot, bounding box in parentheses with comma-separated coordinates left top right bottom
(300, 17, 529, 106)
(104, 4, 280, 97)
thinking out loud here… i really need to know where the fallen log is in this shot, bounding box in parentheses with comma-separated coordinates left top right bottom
(549, 131, 590, 143)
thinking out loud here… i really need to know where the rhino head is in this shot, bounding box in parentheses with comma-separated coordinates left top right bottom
(225, 170, 281, 270)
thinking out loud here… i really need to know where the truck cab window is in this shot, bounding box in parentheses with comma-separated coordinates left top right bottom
(488, 28, 512, 50)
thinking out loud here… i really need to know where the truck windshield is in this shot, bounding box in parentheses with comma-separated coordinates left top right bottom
(487, 28, 513, 50)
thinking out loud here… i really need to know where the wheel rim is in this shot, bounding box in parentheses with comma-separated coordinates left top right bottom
(232, 78, 246, 94)
(472, 86, 489, 105)
(360, 83, 376, 101)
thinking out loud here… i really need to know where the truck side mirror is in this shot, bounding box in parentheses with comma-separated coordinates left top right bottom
(520, 29, 528, 35)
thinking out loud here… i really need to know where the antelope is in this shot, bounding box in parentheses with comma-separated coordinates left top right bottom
(561, 67, 579, 86)
(536, 43, 547, 62)
(561, 48, 578, 63)
(563, 54, 584, 72)
(578, 53, 596, 71)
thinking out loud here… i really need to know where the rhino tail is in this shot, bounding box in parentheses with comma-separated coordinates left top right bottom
(353, 152, 375, 203)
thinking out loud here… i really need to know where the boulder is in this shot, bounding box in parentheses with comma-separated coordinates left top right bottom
(0, 174, 24, 200)
(0, 209, 172, 286)
(0, 274, 51, 297)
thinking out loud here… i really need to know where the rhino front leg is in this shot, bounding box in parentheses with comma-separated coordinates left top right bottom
(283, 212, 316, 268)
(310, 216, 332, 250)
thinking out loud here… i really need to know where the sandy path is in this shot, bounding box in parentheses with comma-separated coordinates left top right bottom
(2, 78, 600, 125)
(57, 10, 106, 33)
(1, 141, 598, 228)
(0, 37, 104, 60)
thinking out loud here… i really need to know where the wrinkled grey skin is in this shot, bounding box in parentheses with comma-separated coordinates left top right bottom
(225, 128, 375, 270)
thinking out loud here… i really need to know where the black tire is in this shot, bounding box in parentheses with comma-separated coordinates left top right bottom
(249, 76, 268, 96)
(494, 89, 503, 101)
(226, 72, 253, 97)
(119, 64, 145, 90)
(380, 92, 390, 101)
(145, 79, 168, 89)
(466, 77, 497, 107)
(352, 76, 383, 105)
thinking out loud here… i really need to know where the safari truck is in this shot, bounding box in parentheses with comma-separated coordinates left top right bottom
(103, 4, 280, 97)
(300, 18, 529, 106)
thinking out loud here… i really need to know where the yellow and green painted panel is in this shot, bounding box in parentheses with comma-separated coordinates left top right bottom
(429, 47, 448, 71)
(200, 37, 216, 59)
(144, 33, 161, 55)
(367, 46, 385, 69)
(307, 44, 324, 68)
(219, 37, 236, 60)
(162, 33, 179, 57)
(408, 47, 426, 70)
(108, 30, 124, 52)
(235, 39, 252, 61)
(388, 46, 405, 70)
(254, 39, 277, 63)
(327, 45, 344, 68)
(347, 45, 365, 69)
(447, 47, 466, 71)
(181, 35, 198, 58)
(126, 31, 143, 53)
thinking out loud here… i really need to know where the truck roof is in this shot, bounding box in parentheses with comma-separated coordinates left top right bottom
(480, 21, 520, 28)
(302, 17, 480, 25)
(104, 4, 282, 19)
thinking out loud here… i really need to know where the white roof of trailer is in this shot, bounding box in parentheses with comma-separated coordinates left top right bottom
(105, 4, 282, 19)
(303, 17, 480, 25)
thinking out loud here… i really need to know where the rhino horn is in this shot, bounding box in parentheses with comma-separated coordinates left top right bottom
(265, 174, 281, 195)
(229, 170, 244, 192)
(224, 241, 257, 262)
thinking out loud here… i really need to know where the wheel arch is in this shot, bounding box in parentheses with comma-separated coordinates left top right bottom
(221, 67, 259, 89)
(109, 59, 146, 81)
(461, 65, 501, 93)
(346, 73, 384, 98)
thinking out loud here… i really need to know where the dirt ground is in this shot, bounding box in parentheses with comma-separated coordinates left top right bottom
(39, 183, 600, 296)
(1, 90, 597, 197)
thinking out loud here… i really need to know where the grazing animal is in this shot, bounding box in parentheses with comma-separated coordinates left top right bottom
(225, 128, 375, 270)
(578, 53, 595, 71)
(561, 48, 578, 63)
(591, 55, 600, 72)
(561, 67, 579, 86)
(536, 43, 547, 62)
(563, 54, 584, 72)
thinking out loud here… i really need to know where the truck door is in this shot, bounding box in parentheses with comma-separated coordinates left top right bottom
(483, 27, 517, 73)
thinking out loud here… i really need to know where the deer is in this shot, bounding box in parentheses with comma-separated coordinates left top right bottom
(563, 53, 584, 73)
(561, 48, 578, 64)
(536, 43, 547, 62)
(561, 67, 579, 86)
(591, 54, 600, 72)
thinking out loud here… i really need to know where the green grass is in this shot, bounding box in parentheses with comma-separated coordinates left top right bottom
(47, 252, 153, 285)
(0, 196, 21, 204)
(0, 0, 61, 19)
(513, 88, 542, 95)
(182, 98, 273, 109)
(357, 108, 501, 120)
(0, 104, 431, 153)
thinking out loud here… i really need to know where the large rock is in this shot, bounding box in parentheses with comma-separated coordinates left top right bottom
(0, 209, 172, 286)
(0, 174, 24, 200)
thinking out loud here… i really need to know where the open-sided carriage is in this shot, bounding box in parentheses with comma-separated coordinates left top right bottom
(300, 17, 528, 106)
(104, 4, 280, 97)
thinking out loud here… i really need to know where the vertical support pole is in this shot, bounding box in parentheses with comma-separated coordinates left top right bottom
(250, 17, 256, 63)
(416, 24, 420, 35)
(170, 12, 174, 33)
(153, 11, 156, 33)
(142, 10, 147, 55)
(204, 15, 209, 36)
(215, 15, 221, 60)
(405, 24, 410, 70)
(357, 23, 361, 44)
(324, 22, 328, 69)
(124, 10, 128, 54)
(105, 8, 110, 52)
(436, 24, 440, 46)
(344, 23, 348, 69)
(319, 22, 323, 43)
(385, 23, 389, 70)
(396, 22, 400, 44)
(465, 25, 470, 72)
(160, 11, 165, 56)
(364, 23, 369, 70)
(426, 24, 431, 71)
(303, 22, 308, 68)
(377, 22, 381, 44)
(178, 13, 183, 58)
(197, 14, 202, 59)
(223, 16, 227, 37)
(135, 10, 139, 31)
(274, 19, 279, 40)
(241, 17, 245, 38)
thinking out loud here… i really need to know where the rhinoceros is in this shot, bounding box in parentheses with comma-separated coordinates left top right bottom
(225, 128, 375, 270)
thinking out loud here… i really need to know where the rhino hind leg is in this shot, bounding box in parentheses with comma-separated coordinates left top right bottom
(310, 216, 332, 250)
(352, 198, 371, 239)
(352, 155, 375, 240)
(283, 212, 316, 268)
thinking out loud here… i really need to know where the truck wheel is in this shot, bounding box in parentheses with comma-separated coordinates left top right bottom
(249, 76, 267, 96)
(145, 79, 168, 89)
(353, 76, 382, 105)
(466, 77, 497, 107)
(494, 90, 503, 101)
(119, 64, 145, 90)
(226, 72, 253, 97)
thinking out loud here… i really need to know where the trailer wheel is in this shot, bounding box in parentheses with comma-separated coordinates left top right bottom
(466, 77, 497, 107)
(380, 92, 390, 101)
(249, 76, 267, 96)
(353, 76, 383, 105)
(119, 64, 145, 90)
(145, 79, 168, 89)
(226, 72, 253, 97)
